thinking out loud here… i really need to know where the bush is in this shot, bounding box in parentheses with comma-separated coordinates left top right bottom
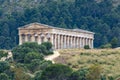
(0, 61, 10, 73)
(100, 43, 112, 49)
(24, 52, 43, 63)
(41, 42, 52, 50)
(0, 50, 8, 58)
(0, 73, 10, 80)
(34, 71, 42, 80)
(39, 64, 73, 80)
(12, 42, 53, 63)
(84, 45, 90, 49)
(70, 67, 89, 80)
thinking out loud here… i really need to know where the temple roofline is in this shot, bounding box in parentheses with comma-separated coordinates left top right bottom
(18, 22, 95, 34)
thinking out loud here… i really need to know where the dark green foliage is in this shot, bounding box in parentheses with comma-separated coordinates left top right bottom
(110, 37, 118, 48)
(12, 42, 53, 63)
(34, 71, 42, 80)
(41, 42, 52, 50)
(39, 64, 73, 80)
(70, 67, 89, 80)
(27, 60, 52, 73)
(100, 43, 112, 49)
(0, 61, 14, 80)
(0, 73, 10, 80)
(84, 45, 90, 49)
(24, 52, 43, 63)
(41, 42, 53, 55)
(0, 61, 10, 73)
(0, 50, 8, 58)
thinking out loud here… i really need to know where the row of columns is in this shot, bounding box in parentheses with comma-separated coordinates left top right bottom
(52, 34, 93, 49)
(19, 33, 93, 49)
(19, 33, 50, 45)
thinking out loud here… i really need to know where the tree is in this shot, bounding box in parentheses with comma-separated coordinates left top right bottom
(41, 42, 52, 50)
(24, 52, 43, 63)
(0, 61, 10, 73)
(84, 45, 90, 49)
(0, 73, 10, 80)
(70, 67, 89, 80)
(34, 71, 42, 80)
(110, 37, 118, 48)
(12, 42, 53, 63)
(39, 64, 73, 80)
(1, 23, 10, 37)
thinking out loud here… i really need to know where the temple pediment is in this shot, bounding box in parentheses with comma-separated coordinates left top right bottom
(19, 22, 53, 29)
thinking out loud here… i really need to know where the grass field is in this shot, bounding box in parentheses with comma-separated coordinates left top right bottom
(54, 48, 120, 79)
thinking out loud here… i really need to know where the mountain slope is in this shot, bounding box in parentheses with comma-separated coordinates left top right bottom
(0, 0, 120, 49)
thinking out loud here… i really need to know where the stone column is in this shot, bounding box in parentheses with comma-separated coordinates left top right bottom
(69, 36, 71, 49)
(44, 34, 47, 42)
(58, 34, 60, 49)
(82, 38, 84, 48)
(66, 36, 68, 49)
(38, 34, 41, 44)
(64, 35, 66, 49)
(74, 36, 76, 48)
(84, 38, 86, 47)
(50, 34, 54, 48)
(52, 34, 55, 49)
(70, 36, 72, 48)
(86, 38, 88, 45)
(26, 34, 28, 42)
(77, 37, 79, 48)
(60, 35, 63, 49)
(72, 36, 74, 48)
(79, 37, 81, 48)
(19, 34, 22, 45)
(62, 35, 64, 49)
(91, 39, 93, 48)
(54, 34, 57, 49)
(66, 36, 69, 49)
(24, 34, 27, 42)
(56, 34, 58, 49)
(31, 34, 34, 42)
(87, 38, 89, 46)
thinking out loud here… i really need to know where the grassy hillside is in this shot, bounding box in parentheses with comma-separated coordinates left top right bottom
(55, 49, 120, 79)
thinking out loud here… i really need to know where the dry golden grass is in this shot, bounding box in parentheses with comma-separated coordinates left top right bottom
(54, 48, 120, 79)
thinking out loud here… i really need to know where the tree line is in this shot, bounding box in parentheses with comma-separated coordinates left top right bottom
(0, 0, 120, 49)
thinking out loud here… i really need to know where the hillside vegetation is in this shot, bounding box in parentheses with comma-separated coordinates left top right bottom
(1, 42, 113, 80)
(0, 0, 120, 49)
(55, 49, 120, 79)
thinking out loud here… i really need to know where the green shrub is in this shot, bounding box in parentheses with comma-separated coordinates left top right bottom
(0, 73, 10, 80)
(0, 50, 8, 58)
(0, 61, 10, 73)
(84, 45, 90, 49)
(100, 43, 112, 49)
(24, 52, 43, 63)
(40, 64, 73, 80)
(12, 42, 53, 63)
(41, 42, 52, 50)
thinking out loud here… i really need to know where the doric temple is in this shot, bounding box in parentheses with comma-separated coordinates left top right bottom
(18, 22, 94, 49)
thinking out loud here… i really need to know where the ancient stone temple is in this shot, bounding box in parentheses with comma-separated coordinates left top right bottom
(18, 22, 94, 49)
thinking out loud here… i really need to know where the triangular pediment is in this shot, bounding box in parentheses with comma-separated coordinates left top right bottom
(20, 23, 53, 29)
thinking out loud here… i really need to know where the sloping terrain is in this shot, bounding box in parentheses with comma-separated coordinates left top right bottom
(54, 49, 120, 79)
